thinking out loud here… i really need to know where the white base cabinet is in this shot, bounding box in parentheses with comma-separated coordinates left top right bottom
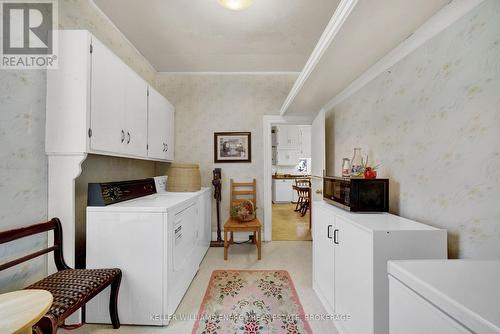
(312, 201, 447, 334)
(272, 179, 294, 203)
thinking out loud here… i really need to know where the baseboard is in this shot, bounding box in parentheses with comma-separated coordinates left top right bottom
(211, 231, 256, 243)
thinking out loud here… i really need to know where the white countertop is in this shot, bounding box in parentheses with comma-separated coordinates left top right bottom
(316, 200, 442, 232)
(388, 260, 500, 334)
(87, 187, 210, 213)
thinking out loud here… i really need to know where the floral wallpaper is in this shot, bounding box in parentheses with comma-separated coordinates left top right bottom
(0, 70, 48, 292)
(59, 0, 157, 85)
(0, 0, 160, 291)
(327, 0, 500, 259)
(156, 73, 298, 232)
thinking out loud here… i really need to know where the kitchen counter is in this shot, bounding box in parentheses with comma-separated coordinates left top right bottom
(272, 174, 311, 179)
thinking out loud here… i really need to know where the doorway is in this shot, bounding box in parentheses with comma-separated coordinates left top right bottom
(262, 114, 324, 242)
(271, 123, 312, 241)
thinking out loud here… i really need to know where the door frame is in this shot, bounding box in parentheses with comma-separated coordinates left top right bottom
(262, 115, 314, 241)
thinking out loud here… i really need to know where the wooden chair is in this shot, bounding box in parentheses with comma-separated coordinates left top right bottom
(294, 179, 311, 213)
(223, 179, 262, 260)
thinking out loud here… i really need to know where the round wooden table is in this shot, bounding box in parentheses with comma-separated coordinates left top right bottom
(0, 289, 53, 334)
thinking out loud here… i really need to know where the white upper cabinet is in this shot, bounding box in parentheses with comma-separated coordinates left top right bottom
(272, 125, 311, 166)
(123, 69, 148, 157)
(91, 36, 148, 157)
(148, 87, 175, 161)
(46, 30, 174, 162)
(276, 125, 300, 149)
(90, 36, 127, 154)
(299, 125, 311, 157)
(275, 149, 299, 166)
(165, 103, 175, 161)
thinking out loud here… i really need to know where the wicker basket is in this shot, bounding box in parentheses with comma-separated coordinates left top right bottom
(166, 163, 201, 192)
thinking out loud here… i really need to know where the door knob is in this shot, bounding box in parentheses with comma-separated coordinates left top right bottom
(315, 189, 323, 194)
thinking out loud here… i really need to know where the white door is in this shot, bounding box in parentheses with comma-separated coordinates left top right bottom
(334, 216, 373, 334)
(147, 87, 168, 160)
(123, 69, 148, 157)
(90, 37, 126, 154)
(312, 204, 335, 313)
(311, 109, 325, 202)
(165, 101, 175, 161)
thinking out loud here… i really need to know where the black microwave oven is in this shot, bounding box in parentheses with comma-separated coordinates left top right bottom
(323, 176, 389, 212)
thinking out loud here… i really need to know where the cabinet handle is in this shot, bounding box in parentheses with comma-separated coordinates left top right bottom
(121, 129, 125, 143)
(334, 229, 339, 244)
(127, 132, 130, 144)
(165, 144, 168, 152)
(162, 143, 165, 152)
(327, 225, 332, 239)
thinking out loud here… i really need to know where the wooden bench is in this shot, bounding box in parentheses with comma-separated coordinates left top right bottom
(0, 218, 122, 334)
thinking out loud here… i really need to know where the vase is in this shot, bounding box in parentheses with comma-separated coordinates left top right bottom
(341, 158, 351, 177)
(350, 148, 364, 177)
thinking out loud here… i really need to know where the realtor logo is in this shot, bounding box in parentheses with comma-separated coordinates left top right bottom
(1, 0, 58, 69)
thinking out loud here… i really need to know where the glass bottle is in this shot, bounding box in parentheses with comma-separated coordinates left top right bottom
(341, 158, 351, 178)
(350, 148, 364, 177)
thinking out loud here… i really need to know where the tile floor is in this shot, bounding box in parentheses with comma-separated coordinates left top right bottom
(66, 241, 336, 334)
(272, 204, 312, 241)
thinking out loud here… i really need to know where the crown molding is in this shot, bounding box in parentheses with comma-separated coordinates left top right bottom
(88, 0, 158, 76)
(279, 0, 359, 115)
(156, 71, 300, 75)
(323, 0, 485, 112)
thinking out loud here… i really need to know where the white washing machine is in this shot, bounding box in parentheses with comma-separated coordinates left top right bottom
(85, 177, 211, 326)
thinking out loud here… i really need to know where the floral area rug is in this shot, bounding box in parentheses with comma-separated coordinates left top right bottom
(192, 270, 313, 334)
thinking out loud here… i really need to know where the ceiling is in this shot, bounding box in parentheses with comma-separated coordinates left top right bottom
(93, 0, 340, 72)
(282, 0, 451, 115)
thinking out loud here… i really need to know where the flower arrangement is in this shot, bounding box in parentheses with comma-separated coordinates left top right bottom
(230, 200, 256, 222)
(362, 156, 380, 179)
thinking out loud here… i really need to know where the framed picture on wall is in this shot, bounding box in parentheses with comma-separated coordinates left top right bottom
(214, 132, 252, 163)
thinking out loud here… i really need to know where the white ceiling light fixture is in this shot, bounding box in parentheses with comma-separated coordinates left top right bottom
(217, 0, 254, 11)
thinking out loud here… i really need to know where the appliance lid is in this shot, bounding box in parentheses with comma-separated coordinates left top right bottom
(389, 260, 500, 334)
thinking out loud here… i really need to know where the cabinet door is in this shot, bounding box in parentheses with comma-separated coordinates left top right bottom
(287, 126, 300, 148)
(123, 69, 148, 157)
(90, 37, 126, 154)
(334, 216, 373, 334)
(275, 180, 293, 202)
(148, 88, 174, 161)
(147, 87, 168, 160)
(312, 205, 335, 313)
(276, 149, 298, 166)
(299, 125, 311, 157)
(165, 101, 175, 161)
(276, 125, 289, 148)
